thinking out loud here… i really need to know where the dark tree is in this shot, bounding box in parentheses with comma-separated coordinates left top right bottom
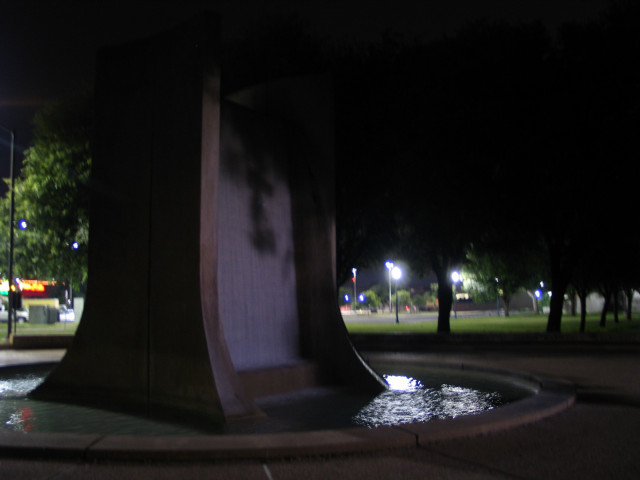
(393, 22, 552, 332)
(4, 93, 92, 290)
(541, 3, 640, 331)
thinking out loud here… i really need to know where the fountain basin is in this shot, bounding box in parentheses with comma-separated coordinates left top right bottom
(0, 352, 575, 460)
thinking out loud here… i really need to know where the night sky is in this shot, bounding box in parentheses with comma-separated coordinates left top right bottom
(0, 0, 612, 182)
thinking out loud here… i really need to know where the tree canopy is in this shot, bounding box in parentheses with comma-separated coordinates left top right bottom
(332, 3, 640, 332)
(3, 3, 639, 332)
(1, 93, 92, 290)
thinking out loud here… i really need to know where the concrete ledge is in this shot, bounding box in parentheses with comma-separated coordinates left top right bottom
(363, 352, 576, 445)
(84, 426, 416, 461)
(402, 386, 575, 445)
(239, 362, 322, 398)
(0, 431, 101, 460)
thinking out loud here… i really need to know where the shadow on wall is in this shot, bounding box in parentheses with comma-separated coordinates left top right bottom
(217, 99, 300, 371)
(219, 100, 292, 256)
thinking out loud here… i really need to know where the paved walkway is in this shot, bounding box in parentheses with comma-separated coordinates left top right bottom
(1, 344, 639, 479)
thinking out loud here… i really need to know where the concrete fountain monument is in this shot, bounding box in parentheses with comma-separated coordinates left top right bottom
(32, 13, 384, 424)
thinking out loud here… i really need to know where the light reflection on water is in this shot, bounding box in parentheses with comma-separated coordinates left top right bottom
(0, 369, 48, 433)
(0, 364, 213, 435)
(353, 374, 502, 427)
(0, 363, 534, 435)
(0, 373, 44, 399)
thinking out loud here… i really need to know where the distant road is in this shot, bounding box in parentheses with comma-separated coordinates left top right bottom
(342, 310, 502, 324)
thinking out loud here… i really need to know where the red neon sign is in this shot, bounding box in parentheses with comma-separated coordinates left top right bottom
(20, 282, 46, 292)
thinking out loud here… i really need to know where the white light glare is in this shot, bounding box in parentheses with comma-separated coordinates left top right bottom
(385, 374, 423, 391)
(391, 266, 402, 280)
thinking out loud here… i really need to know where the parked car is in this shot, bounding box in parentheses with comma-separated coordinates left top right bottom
(58, 306, 75, 322)
(0, 305, 29, 323)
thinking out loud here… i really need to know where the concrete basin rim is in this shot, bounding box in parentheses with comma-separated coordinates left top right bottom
(0, 357, 575, 461)
(363, 351, 551, 392)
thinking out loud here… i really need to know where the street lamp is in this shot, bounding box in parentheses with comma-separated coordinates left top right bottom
(534, 281, 545, 314)
(352, 268, 357, 312)
(1, 124, 15, 339)
(534, 289, 543, 314)
(451, 271, 461, 319)
(385, 261, 394, 313)
(391, 265, 402, 323)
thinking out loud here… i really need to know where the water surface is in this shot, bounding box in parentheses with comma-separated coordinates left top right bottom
(0, 361, 536, 435)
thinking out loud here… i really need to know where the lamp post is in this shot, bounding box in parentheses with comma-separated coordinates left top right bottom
(451, 271, 461, 319)
(391, 265, 402, 324)
(385, 261, 394, 313)
(351, 268, 357, 312)
(1, 125, 15, 339)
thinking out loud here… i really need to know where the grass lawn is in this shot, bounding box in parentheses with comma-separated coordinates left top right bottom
(0, 321, 79, 344)
(345, 313, 640, 334)
(2, 313, 639, 345)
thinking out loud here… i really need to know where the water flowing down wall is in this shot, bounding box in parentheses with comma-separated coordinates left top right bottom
(218, 102, 300, 371)
(31, 13, 383, 424)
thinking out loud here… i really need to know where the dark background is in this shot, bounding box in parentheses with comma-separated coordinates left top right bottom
(0, 0, 610, 184)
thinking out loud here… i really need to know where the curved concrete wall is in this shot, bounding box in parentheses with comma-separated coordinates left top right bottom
(32, 13, 383, 425)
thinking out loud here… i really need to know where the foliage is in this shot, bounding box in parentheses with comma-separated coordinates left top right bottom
(332, 20, 554, 331)
(338, 286, 383, 310)
(4, 6, 635, 331)
(0, 198, 8, 278)
(334, 3, 640, 332)
(392, 289, 412, 311)
(411, 292, 436, 310)
(366, 283, 386, 303)
(463, 243, 544, 316)
(1, 93, 92, 290)
(360, 289, 382, 309)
